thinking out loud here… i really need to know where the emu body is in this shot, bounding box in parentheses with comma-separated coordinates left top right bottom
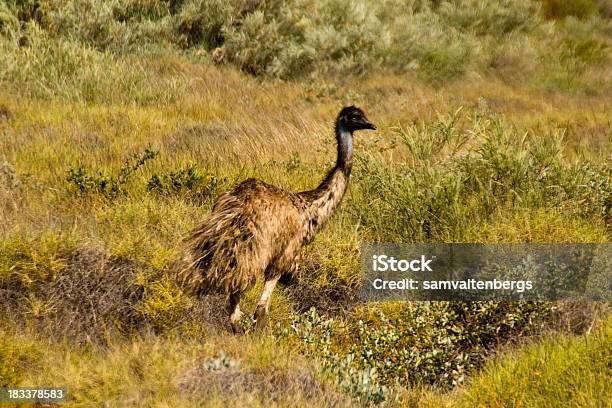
(181, 107, 375, 333)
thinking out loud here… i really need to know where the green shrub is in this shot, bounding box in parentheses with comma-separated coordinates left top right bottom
(147, 162, 220, 199)
(221, 9, 287, 76)
(347, 302, 549, 388)
(67, 146, 158, 198)
(219, 0, 382, 78)
(277, 308, 390, 404)
(541, 0, 599, 20)
(278, 301, 549, 400)
(33, 0, 173, 52)
(351, 110, 611, 242)
(0, 2, 19, 38)
(173, 0, 236, 49)
(0, 23, 185, 103)
(537, 23, 610, 92)
(201, 351, 241, 371)
(112, 0, 177, 21)
(439, 0, 538, 36)
(384, 12, 474, 84)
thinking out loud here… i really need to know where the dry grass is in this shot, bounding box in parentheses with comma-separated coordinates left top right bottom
(178, 365, 351, 407)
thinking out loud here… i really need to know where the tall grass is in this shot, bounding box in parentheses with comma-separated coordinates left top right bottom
(456, 316, 612, 407)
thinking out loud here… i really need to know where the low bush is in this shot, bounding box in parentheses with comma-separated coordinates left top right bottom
(66, 146, 158, 198)
(174, 0, 236, 49)
(276, 308, 390, 404)
(541, 0, 599, 20)
(277, 301, 550, 403)
(147, 163, 220, 200)
(351, 110, 611, 242)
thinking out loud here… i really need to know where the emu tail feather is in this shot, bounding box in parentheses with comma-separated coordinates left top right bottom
(178, 198, 265, 297)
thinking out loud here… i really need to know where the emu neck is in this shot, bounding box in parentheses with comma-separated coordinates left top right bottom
(301, 120, 353, 242)
(335, 120, 353, 175)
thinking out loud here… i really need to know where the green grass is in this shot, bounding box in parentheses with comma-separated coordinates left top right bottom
(1, 315, 610, 407)
(455, 316, 612, 407)
(0, 331, 352, 407)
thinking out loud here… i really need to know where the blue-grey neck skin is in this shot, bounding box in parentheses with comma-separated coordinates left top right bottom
(298, 116, 354, 242)
(335, 118, 353, 176)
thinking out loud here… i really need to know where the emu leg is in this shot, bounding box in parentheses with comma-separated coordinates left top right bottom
(253, 276, 280, 334)
(228, 291, 244, 334)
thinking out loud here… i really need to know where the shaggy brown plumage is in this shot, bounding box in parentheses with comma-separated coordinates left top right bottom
(180, 106, 376, 333)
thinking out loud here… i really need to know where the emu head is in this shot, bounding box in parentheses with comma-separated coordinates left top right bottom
(337, 106, 376, 133)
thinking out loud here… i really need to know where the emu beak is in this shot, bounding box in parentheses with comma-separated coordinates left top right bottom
(363, 119, 376, 130)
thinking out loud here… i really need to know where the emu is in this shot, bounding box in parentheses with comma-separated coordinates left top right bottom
(180, 106, 376, 333)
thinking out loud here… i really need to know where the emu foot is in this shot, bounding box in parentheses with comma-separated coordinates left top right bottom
(278, 272, 295, 285)
(252, 306, 269, 335)
(231, 320, 245, 334)
(229, 309, 245, 334)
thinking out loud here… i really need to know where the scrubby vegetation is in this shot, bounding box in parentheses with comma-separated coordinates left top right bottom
(1, 0, 610, 406)
(1, 0, 611, 92)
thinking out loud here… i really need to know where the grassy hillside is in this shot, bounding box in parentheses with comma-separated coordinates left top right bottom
(1, 0, 611, 406)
